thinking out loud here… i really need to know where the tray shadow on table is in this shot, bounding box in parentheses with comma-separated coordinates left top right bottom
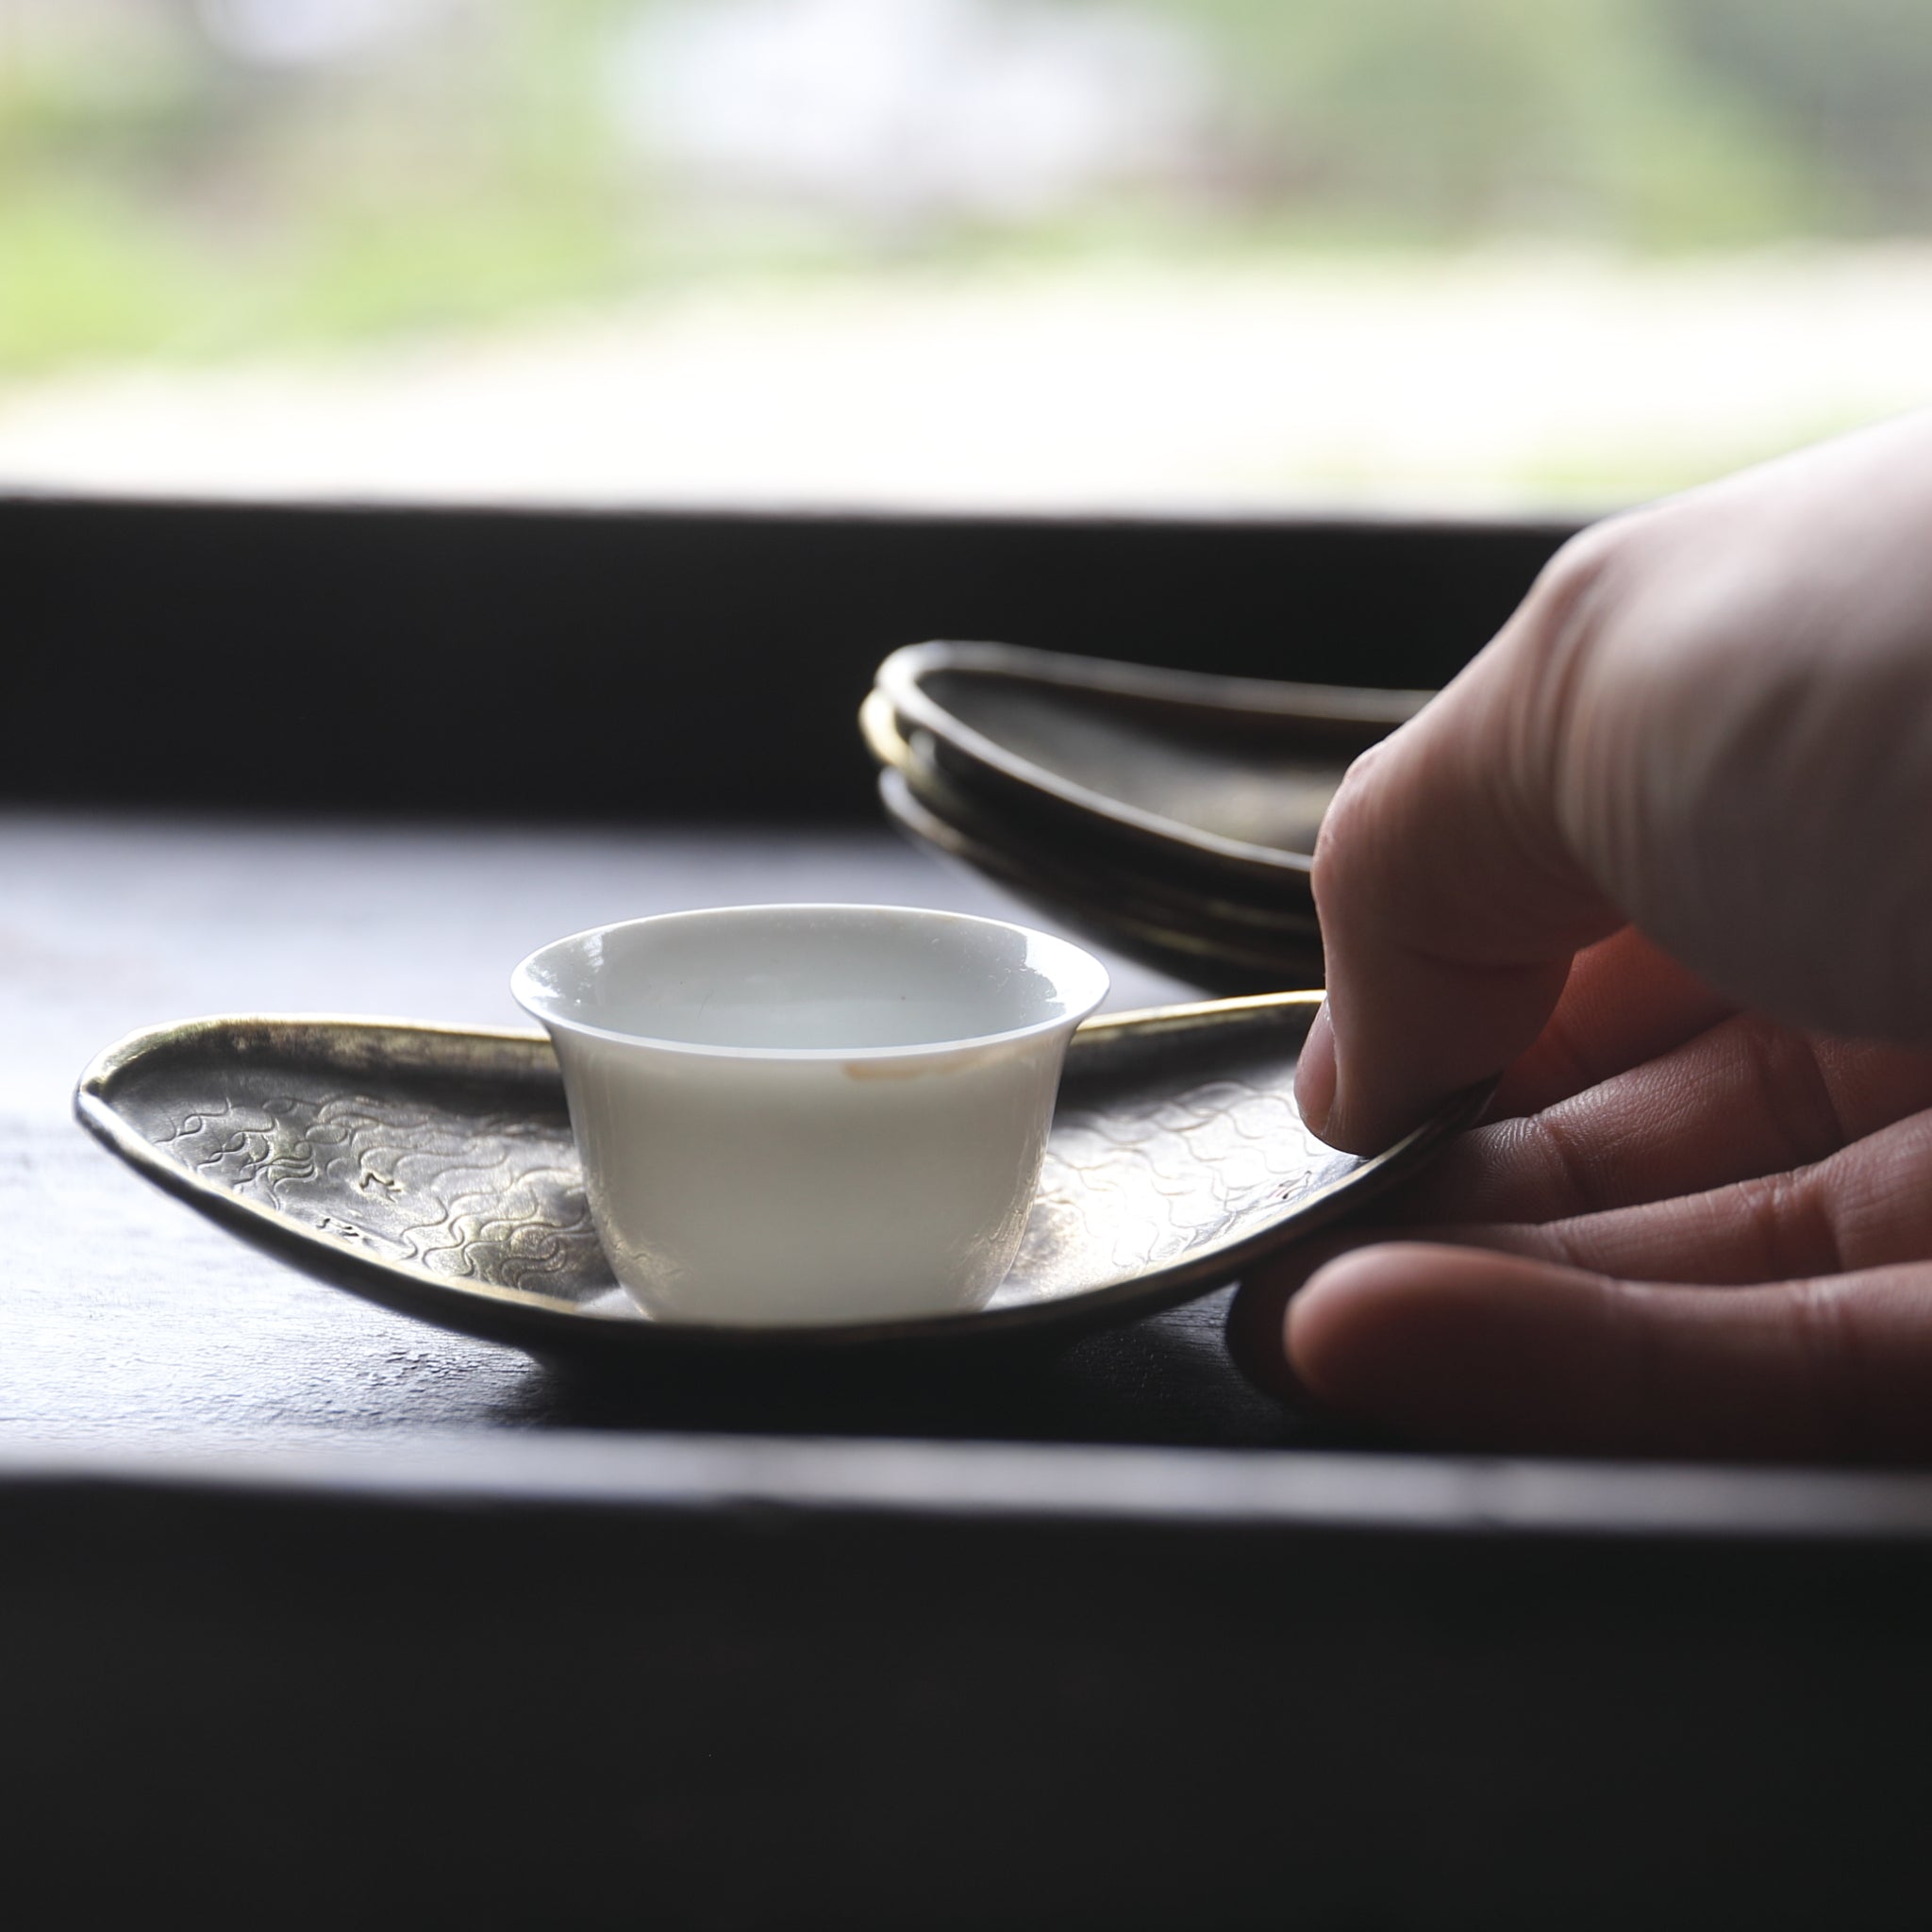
(495, 1287, 1352, 1448)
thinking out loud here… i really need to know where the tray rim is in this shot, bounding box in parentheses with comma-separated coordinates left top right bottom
(75, 998, 1489, 1353)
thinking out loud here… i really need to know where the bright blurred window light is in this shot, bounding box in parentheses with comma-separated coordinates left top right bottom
(1, 0, 1929, 512)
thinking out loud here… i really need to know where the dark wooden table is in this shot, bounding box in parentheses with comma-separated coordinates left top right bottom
(9, 808, 1932, 1930)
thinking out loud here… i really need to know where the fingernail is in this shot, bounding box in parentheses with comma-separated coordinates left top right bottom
(1295, 1003, 1338, 1138)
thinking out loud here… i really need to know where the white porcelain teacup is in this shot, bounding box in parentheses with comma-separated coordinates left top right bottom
(511, 905, 1109, 1326)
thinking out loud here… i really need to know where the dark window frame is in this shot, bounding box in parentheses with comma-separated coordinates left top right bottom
(8, 492, 1574, 819)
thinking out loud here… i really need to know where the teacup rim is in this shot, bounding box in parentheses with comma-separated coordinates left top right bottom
(510, 902, 1111, 1063)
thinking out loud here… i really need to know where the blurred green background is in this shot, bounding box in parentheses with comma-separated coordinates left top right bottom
(6, 0, 1931, 374)
(2, 1, 1928, 510)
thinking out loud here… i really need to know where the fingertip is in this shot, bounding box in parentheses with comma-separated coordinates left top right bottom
(1285, 1244, 1623, 1446)
(1293, 1003, 1337, 1140)
(1303, 630, 1621, 1158)
(1282, 1246, 1433, 1408)
(1311, 953, 1577, 1157)
(1313, 1081, 1398, 1158)
(1296, 1003, 1407, 1158)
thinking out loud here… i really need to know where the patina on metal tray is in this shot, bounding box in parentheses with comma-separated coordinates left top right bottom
(75, 998, 1484, 1352)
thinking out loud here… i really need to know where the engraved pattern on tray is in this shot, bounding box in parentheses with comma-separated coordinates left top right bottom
(148, 1087, 609, 1298)
(994, 1051, 1359, 1303)
(131, 1041, 1355, 1310)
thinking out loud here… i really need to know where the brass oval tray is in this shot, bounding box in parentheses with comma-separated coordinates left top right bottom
(75, 999, 1484, 1352)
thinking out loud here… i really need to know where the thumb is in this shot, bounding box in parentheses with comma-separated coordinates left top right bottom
(1285, 1243, 1932, 1460)
(1300, 536, 1625, 1153)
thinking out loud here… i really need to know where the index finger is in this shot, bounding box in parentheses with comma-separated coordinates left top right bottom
(1299, 538, 1627, 1152)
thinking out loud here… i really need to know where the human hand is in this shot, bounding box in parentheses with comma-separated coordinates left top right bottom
(1233, 927, 1932, 1456)
(1235, 413, 1932, 1457)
